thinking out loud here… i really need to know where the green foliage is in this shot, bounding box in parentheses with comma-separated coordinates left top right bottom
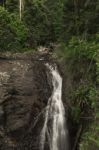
(62, 0, 99, 40)
(0, 0, 99, 49)
(55, 37, 99, 61)
(6, 0, 18, 13)
(22, 0, 64, 47)
(79, 118, 99, 150)
(70, 85, 96, 124)
(0, 6, 28, 51)
(55, 36, 99, 149)
(96, 48, 99, 83)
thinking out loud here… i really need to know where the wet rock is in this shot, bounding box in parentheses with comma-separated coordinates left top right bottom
(0, 53, 52, 150)
(0, 106, 4, 125)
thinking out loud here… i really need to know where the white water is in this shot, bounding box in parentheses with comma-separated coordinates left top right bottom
(40, 64, 68, 150)
(19, 0, 24, 20)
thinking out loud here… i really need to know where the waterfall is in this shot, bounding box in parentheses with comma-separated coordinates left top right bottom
(40, 64, 69, 150)
(19, 0, 24, 20)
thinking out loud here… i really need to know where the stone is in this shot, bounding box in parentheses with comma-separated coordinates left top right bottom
(0, 52, 52, 150)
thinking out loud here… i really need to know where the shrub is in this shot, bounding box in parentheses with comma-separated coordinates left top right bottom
(0, 6, 28, 51)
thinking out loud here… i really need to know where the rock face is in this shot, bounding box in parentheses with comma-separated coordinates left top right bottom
(0, 53, 52, 150)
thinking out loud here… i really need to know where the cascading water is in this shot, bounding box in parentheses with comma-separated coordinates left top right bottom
(19, 0, 24, 20)
(40, 64, 69, 150)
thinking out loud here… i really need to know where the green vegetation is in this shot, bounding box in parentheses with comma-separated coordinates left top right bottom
(0, 6, 28, 51)
(0, 0, 99, 149)
(55, 37, 99, 149)
(1, 0, 99, 49)
(0, 0, 65, 49)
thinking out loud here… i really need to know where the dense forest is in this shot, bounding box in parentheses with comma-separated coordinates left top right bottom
(0, 0, 99, 50)
(0, 0, 99, 150)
